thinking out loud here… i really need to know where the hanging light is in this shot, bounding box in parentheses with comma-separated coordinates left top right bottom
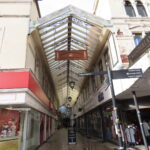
(69, 81, 75, 89)
(66, 103, 70, 107)
(68, 96, 72, 102)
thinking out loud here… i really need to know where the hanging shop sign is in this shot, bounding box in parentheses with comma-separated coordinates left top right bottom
(55, 50, 88, 60)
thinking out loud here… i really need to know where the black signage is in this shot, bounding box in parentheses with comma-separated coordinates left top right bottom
(68, 128, 76, 144)
(79, 71, 107, 76)
(112, 69, 143, 79)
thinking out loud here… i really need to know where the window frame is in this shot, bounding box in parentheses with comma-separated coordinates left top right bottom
(124, 1, 136, 17)
(136, 1, 147, 17)
(133, 33, 142, 46)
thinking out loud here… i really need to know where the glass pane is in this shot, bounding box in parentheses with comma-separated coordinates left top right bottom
(137, 3, 147, 17)
(134, 33, 142, 46)
(125, 1, 136, 17)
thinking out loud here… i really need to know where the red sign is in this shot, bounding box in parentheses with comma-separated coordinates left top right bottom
(55, 50, 88, 60)
(0, 72, 50, 108)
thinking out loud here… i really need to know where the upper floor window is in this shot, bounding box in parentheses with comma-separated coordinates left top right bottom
(98, 60, 104, 83)
(146, 32, 150, 36)
(133, 33, 142, 46)
(125, 1, 136, 17)
(136, 1, 147, 17)
(104, 50, 111, 68)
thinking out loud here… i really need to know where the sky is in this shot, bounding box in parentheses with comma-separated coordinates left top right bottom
(38, 0, 95, 17)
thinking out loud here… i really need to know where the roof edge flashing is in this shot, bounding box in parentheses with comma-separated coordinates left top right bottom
(37, 5, 112, 28)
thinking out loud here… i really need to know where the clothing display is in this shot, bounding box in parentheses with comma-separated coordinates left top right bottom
(143, 121, 150, 137)
(125, 125, 136, 145)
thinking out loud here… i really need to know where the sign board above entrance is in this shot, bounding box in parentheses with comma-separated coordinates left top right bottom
(55, 50, 88, 60)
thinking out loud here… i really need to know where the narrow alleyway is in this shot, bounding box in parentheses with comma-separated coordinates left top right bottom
(38, 128, 112, 150)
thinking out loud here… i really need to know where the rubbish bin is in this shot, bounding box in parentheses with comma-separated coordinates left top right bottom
(68, 128, 76, 144)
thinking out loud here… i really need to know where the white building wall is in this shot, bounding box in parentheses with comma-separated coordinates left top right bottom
(73, 0, 150, 115)
(94, 0, 111, 20)
(0, 0, 32, 69)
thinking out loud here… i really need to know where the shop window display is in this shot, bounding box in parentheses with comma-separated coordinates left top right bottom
(25, 110, 40, 150)
(124, 109, 150, 146)
(0, 109, 20, 150)
(0, 109, 20, 138)
(103, 106, 118, 143)
(86, 109, 103, 138)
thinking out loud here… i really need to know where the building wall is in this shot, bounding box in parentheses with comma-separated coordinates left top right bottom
(94, 0, 150, 58)
(0, 0, 31, 69)
(93, 0, 111, 20)
(73, 0, 150, 116)
(0, 0, 59, 108)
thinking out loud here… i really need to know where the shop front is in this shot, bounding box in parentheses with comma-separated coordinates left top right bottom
(102, 103, 118, 143)
(120, 97, 150, 146)
(76, 107, 103, 139)
(86, 108, 103, 139)
(0, 109, 21, 150)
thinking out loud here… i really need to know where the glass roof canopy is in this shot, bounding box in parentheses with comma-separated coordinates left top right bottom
(36, 5, 111, 107)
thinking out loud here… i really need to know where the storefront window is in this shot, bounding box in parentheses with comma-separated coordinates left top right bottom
(86, 109, 103, 138)
(0, 109, 20, 138)
(26, 110, 40, 150)
(103, 106, 117, 142)
(0, 109, 20, 150)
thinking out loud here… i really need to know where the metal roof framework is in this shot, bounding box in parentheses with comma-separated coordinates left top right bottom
(35, 5, 111, 106)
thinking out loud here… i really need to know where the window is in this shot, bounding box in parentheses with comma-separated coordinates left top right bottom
(91, 76, 96, 92)
(136, 1, 147, 17)
(104, 50, 111, 68)
(145, 32, 150, 36)
(125, 1, 136, 17)
(133, 33, 142, 46)
(98, 60, 104, 83)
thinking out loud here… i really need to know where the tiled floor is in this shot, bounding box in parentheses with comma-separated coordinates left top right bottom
(38, 128, 112, 150)
(38, 128, 150, 150)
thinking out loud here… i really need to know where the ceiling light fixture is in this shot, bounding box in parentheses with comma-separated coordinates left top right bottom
(68, 96, 72, 102)
(69, 81, 75, 89)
